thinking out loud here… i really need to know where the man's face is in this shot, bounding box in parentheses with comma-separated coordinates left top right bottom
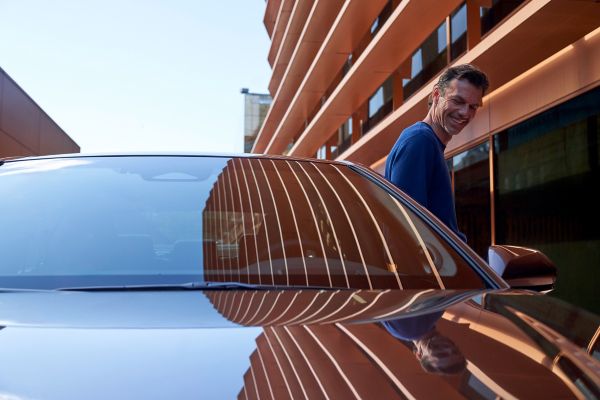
(431, 78, 483, 138)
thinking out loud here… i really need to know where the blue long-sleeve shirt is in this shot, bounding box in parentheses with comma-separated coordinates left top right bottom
(385, 122, 466, 242)
(381, 311, 444, 341)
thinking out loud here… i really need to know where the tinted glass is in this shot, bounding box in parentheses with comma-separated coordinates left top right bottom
(480, 0, 525, 36)
(0, 156, 226, 289)
(204, 158, 486, 290)
(332, 117, 352, 158)
(450, 3, 467, 60)
(494, 86, 600, 313)
(453, 141, 491, 259)
(244, 93, 272, 153)
(403, 21, 448, 100)
(364, 77, 394, 134)
(0, 156, 486, 290)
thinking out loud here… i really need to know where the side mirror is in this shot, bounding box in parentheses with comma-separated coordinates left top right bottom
(488, 245, 557, 292)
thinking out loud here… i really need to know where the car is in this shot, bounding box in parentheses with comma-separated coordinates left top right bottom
(0, 153, 598, 399)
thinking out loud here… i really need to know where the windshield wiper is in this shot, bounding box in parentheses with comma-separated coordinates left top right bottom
(0, 287, 57, 293)
(56, 281, 349, 292)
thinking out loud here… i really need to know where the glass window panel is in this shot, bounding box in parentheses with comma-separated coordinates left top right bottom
(365, 77, 394, 134)
(403, 21, 449, 99)
(369, 87, 384, 118)
(480, 0, 525, 36)
(316, 145, 327, 159)
(335, 117, 353, 158)
(459, 372, 497, 400)
(493, 86, 600, 314)
(450, 3, 467, 60)
(204, 159, 490, 290)
(371, 0, 393, 36)
(411, 49, 423, 78)
(244, 94, 272, 153)
(317, 163, 486, 289)
(0, 156, 228, 288)
(451, 4, 467, 43)
(454, 142, 491, 259)
(370, 18, 379, 34)
(437, 22, 448, 54)
(0, 156, 490, 290)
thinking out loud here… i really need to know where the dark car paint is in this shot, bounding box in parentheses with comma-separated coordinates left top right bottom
(0, 289, 598, 399)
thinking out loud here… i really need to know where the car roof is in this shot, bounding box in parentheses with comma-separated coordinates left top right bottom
(0, 152, 357, 168)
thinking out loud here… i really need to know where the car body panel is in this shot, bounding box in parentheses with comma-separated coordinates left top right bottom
(0, 289, 598, 399)
(1, 154, 598, 399)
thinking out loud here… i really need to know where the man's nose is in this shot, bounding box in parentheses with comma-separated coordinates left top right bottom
(459, 104, 475, 119)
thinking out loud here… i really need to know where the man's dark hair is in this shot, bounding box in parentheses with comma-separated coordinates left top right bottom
(428, 64, 489, 106)
(417, 331, 467, 375)
(438, 63, 489, 95)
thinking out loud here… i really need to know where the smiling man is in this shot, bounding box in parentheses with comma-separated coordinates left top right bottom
(385, 64, 489, 242)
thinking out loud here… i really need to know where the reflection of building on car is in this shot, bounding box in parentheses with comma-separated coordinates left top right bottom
(206, 288, 600, 399)
(0, 154, 597, 399)
(383, 311, 468, 376)
(201, 157, 492, 290)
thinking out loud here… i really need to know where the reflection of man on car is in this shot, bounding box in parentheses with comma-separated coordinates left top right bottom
(382, 311, 466, 375)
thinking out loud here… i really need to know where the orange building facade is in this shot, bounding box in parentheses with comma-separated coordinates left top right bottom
(0, 67, 79, 157)
(253, 0, 600, 313)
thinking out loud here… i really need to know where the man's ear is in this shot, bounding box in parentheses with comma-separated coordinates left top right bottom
(431, 85, 441, 105)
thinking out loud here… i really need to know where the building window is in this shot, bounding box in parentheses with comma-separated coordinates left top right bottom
(402, 20, 448, 100)
(368, 85, 386, 118)
(342, 54, 353, 77)
(316, 145, 327, 160)
(493, 86, 600, 313)
(437, 23, 448, 54)
(243, 93, 272, 153)
(480, 0, 525, 37)
(450, 3, 467, 60)
(332, 118, 353, 159)
(370, 0, 393, 36)
(452, 141, 491, 259)
(411, 49, 423, 79)
(459, 371, 498, 399)
(364, 77, 393, 134)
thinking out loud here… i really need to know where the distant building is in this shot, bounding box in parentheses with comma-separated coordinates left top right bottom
(241, 88, 271, 153)
(0, 67, 79, 157)
(255, 1, 600, 313)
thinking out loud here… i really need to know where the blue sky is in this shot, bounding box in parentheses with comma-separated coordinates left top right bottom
(0, 0, 272, 153)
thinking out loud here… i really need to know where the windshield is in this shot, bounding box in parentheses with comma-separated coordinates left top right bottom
(0, 156, 487, 290)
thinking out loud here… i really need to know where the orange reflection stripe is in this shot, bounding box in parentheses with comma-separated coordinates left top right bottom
(257, 159, 290, 286)
(263, 328, 295, 399)
(295, 161, 350, 288)
(285, 160, 333, 287)
(283, 326, 331, 399)
(246, 159, 275, 285)
(332, 165, 403, 289)
(237, 159, 263, 285)
(270, 159, 309, 286)
(303, 325, 363, 400)
(310, 162, 373, 290)
(269, 328, 310, 399)
(231, 160, 250, 283)
(225, 163, 242, 282)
